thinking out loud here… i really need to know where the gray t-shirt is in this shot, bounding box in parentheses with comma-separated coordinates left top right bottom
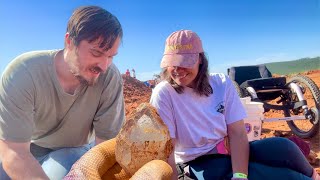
(0, 50, 125, 149)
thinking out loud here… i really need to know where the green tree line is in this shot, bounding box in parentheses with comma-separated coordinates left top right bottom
(265, 57, 320, 75)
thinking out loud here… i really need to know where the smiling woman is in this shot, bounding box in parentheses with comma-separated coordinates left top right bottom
(150, 29, 320, 180)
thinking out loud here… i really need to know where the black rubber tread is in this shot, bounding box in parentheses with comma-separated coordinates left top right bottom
(286, 75, 320, 138)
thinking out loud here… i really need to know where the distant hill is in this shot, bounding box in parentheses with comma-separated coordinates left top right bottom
(265, 57, 320, 75)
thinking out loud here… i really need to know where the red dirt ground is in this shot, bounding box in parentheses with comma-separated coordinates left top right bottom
(122, 70, 320, 173)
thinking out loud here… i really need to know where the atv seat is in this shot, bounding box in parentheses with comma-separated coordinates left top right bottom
(240, 77, 286, 92)
(228, 65, 286, 101)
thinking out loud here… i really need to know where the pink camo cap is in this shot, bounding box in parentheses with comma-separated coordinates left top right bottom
(160, 30, 204, 68)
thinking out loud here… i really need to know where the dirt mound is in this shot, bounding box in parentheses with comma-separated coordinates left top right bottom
(122, 75, 152, 117)
(299, 69, 320, 76)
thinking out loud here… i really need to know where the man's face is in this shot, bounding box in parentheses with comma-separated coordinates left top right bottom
(65, 35, 120, 86)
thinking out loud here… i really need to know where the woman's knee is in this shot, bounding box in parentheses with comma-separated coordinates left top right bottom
(250, 137, 302, 158)
(251, 137, 296, 150)
(269, 137, 302, 155)
(268, 137, 297, 149)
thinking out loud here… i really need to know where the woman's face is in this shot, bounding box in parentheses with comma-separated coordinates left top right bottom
(167, 58, 200, 88)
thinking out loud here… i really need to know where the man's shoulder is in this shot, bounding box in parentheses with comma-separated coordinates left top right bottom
(106, 63, 121, 75)
(2, 50, 58, 81)
(14, 50, 57, 62)
(4, 50, 57, 72)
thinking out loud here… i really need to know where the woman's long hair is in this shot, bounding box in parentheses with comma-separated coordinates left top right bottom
(161, 52, 213, 96)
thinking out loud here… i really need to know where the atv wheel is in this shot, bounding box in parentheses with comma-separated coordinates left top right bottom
(286, 75, 320, 138)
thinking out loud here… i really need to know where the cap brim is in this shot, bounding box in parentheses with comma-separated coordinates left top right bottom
(160, 54, 199, 68)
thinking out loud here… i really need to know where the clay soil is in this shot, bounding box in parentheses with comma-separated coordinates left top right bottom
(122, 70, 320, 173)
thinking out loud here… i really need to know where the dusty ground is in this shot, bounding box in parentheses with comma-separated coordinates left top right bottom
(122, 70, 320, 173)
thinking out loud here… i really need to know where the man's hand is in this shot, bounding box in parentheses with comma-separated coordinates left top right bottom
(0, 139, 49, 179)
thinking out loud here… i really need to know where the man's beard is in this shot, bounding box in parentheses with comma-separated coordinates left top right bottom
(73, 72, 100, 86)
(68, 49, 102, 86)
(70, 66, 102, 86)
(75, 75, 90, 86)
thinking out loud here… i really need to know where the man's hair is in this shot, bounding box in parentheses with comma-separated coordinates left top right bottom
(67, 6, 123, 51)
(161, 52, 213, 96)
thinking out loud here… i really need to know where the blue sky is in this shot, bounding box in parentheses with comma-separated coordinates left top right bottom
(1, 0, 319, 81)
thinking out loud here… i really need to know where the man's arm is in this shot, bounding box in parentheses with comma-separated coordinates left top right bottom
(0, 139, 49, 179)
(227, 120, 249, 176)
